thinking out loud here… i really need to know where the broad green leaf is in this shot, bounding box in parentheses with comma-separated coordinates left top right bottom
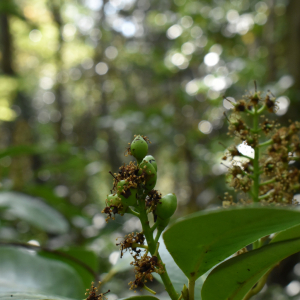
(271, 224, 300, 243)
(39, 247, 98, 290)
(201, 238, 300, 300)
(0, 246, 85, 299)
(0, 192, 69, 234)
(119, 296, 159, 300)
(163, 206, 300, 280)
(153, 238, 205, 300)
(0, 292, 75, 300)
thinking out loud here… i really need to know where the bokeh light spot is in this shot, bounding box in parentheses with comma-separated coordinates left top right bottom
(198, 120, 213, 134)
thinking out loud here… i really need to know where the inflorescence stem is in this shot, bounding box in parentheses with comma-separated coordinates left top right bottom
(252, 105, 260, 202)
(138, 195, 179, 300)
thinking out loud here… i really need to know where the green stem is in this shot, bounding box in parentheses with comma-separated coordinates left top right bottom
(259, 178, 276, 187)
(138, 196, 179, 300)
(240, 154, 254, 161)
(245, 108, 254, 115)
(126, 207, 140, 217)
(252, 106, 260, 202)
(131, 243, 148, 250)
(241, 169, 254, 179)
(154, 229, 163, 245)
(150, 222, 158, 233)
(250, 128, 262, 133)
(188, 277, 195, 300)
(258, 139, 273, 148)
(177, 294, 183, 300)
(258, 189, 275, 200)
(257, 104, 266, 115)
(143, 285, 157, 295)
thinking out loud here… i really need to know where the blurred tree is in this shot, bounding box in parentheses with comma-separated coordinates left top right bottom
(0, 0, 300, 298)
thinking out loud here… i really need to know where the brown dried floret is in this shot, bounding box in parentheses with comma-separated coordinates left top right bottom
(85, 282, 110, 300)
(234, 100, 247, 112)
(129, 253, 164, 290)
(264, 94, 278, 113)
(145, 190, 162, 210)
(116, 232, 145, 258)
(262, 119, 275, 135)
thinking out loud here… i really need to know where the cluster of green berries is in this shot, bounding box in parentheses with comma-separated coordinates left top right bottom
(102, 134, 177, 230)
(102, 135, 177, 291)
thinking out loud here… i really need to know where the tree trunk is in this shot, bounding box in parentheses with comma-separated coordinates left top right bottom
(287, 0, 300, 90)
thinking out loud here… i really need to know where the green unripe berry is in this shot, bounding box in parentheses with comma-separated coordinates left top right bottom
(143, 155, 157, 172)
(117, 180, 137, 206)
(130, 135, 148, 163)
(106, 194, 121, 206)
(156, 216, 170, 231)
(138, 161, 157, 191)
(117, 180, 128, 194)
(155, 193, 177, 220)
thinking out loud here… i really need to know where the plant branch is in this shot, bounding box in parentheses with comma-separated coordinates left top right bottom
(188, 277, 196, 300)
(126, 207, 140, 217)
(257, 104, 266, 115)
(259, 178, 276, 187)
(150, 222, 158, 233)
(252, 106, 260, 202)
(258, 139, 273, 148)
(138, 195, 179, 300)
(154, 228, 163, 245)
(131, 243, 148, 250)
(258, 189, 275, 200)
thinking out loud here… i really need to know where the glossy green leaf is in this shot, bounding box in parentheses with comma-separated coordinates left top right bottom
(201, 237, 300, 300)
(0, 292, 75, 300)
(119, 296, 159, 300)
(271, 224, 300, 243)
(0, 246, 85, 299)
(163, 205, 300, 280)
(0, 192, 69, 234)
(153, 238, 205, 300)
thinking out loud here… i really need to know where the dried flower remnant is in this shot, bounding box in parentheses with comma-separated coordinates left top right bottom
(116, 232, 145, 258)
(223, 83, 300, 205)
(85, 282, 110, 300)
(129, 253, 164, 291)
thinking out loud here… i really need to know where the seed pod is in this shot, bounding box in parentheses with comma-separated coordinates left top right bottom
(143, 155, 157, 172)
(138, 160, 157, 191)
(130, 135, 148, 164)
(117, 180, 137, 206)
(155, 193, 177, 220)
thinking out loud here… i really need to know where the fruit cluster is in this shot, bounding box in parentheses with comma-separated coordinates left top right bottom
(102, 135, 177, 292)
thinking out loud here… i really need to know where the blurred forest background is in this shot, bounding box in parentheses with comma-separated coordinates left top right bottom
(1, 0, 300, 299)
